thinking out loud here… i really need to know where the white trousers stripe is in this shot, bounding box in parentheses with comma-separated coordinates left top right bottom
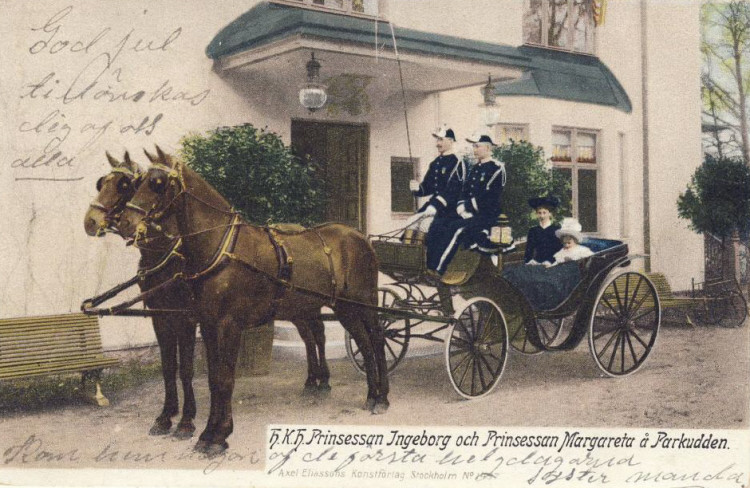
(438, 227, 464, 272)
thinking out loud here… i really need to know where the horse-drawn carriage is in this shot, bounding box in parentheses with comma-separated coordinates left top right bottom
(343, 230, 661, 399)
(82, 148, 661, 453)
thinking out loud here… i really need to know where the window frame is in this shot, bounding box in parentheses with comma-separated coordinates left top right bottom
(270, 0, 381, 19)
(494, 123, 529, 145)
(550, 126, 601, 233)
(390, 156, 420, 215)
(523, 0, 597, 55)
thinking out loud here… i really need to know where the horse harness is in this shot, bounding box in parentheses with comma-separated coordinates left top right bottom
(84, 162, 341, 323)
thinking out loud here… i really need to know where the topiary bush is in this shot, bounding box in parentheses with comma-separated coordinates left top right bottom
(180, 124, 325, 226)
(678, 154, 750, 239)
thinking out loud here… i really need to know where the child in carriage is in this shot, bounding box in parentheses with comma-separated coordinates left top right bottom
(550, 218, 593, 265)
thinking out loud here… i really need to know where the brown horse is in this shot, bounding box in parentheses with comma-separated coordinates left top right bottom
(84, 151, 198, 439)
(118, 147, 389, 455)
(86, 153, 338, 406)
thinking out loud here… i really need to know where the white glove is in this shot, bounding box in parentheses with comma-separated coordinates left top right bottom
(460, 210, 473, 220)
(457, 203, 466, 215)
(423, 205, 437, 216)
(409, 180, 420, 192)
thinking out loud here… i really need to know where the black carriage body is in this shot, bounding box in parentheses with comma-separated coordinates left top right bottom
(355, 234, 660, 395)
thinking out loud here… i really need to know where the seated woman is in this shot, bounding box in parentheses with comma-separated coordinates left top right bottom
(550, 218, 593, 265)
(524, 195, 563, 266)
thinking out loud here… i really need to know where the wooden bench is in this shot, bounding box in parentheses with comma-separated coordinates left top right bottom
(647, 273, 700, 311)
(0, 313, 119, 406)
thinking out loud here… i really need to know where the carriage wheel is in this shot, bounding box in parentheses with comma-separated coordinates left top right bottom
(444, 297, 508, 399)
(509, 317, 565, 355)
(589, 272, 661, 377)
(711, 289, 748, 328)
(345, 288, 410, 376)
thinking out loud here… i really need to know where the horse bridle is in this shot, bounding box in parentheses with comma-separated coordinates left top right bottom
(88, 167, 143, 236)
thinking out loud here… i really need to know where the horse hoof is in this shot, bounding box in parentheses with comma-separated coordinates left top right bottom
(173, 424, 196, 440)
(193, 440, 209, 453)
(302, 384, 318, 396)
(149, 423, 171, 436)
(371, 401, 390, 415)
(204, 442, 229, 458)
(316, 383, 332, 395)
(363, 398, 376, 411)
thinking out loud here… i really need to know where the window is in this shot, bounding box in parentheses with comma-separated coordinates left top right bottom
(275, 0, 378, 16)
(523, 0, 596, 54)
(551, 128, 599, 232)
(391, 157, 418, 213)
(495, 124, 529, 145)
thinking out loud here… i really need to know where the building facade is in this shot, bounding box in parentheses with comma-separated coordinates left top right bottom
(0, 0, 701, 352)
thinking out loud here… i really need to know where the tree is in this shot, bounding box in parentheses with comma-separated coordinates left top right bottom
(701, 1, 750, 162)
(493, 140, 571, 238)
(677, 154, 750, 239)
(179, 124, 325, 226)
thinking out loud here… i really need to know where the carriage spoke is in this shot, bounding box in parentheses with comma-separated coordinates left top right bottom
(620, 330, 626, 372)
(594, 315, 620, 322)
(593, 323, 619, 341)
(476, 356, 488, 392)
(452, 351, 472, 382)
(470, 357, 478, 395)
(450, 336, 473, 351)
(612, 280, 625, 313)
(509, 322, 524, 342)
(623, 275, 631, 314)
(457, 319, 475, 342)
(627, 289, 652, 318)
(606, 332, 623, 370)
(625, 331, 640, 366)
(478, 352, 498, 378)
(601, 297, 622, 318)
(596, 327, 620, 358)
(384, 340, 398, 360)
(628, 328, 651, 349)
(631, 307, 656, 324)
(625, 276, 644, 316)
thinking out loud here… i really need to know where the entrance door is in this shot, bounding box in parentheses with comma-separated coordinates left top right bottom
(291, 120, 368, 232)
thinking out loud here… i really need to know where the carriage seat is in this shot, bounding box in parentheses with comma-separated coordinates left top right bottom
(580, 237, 622, 253)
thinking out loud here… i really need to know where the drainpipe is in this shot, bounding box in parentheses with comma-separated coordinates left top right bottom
(640, 0, 651, 272)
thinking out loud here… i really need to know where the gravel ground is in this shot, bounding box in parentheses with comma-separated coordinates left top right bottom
(0, 321, 747, 476)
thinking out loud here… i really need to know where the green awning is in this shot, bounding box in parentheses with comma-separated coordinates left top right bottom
(206, 2, 631, 113)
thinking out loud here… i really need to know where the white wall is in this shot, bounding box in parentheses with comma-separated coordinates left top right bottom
(0, 0, 704, 351)
(0, 0, 265, 347)
(643, 1, 703, 290)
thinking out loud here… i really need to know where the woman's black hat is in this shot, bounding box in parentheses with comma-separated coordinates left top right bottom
(528, 195, 560, 209)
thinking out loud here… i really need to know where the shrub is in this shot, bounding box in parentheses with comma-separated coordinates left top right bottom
(677, 154, 750, 239)
(180, 124, 325, 226)
(493, 140, 571, 237)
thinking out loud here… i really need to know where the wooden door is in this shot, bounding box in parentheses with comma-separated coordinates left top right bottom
(291, 120, 368, 232)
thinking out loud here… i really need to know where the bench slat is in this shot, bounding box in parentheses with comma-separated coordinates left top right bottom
(0, 359, 119, 380)
(0, 313, 118, 383)
(1, 330, 102, 343)
(0, 321, 101, 333)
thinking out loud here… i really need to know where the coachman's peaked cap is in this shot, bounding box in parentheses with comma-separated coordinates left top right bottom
(432, 127, 456, 140)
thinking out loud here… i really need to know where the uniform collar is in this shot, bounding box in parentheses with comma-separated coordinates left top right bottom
(440, 150, 455, 157)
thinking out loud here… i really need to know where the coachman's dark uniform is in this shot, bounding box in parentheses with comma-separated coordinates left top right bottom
(426, 159, 506, 274)
(524, 224, 563, 264)
(412, 153, 465, 218)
